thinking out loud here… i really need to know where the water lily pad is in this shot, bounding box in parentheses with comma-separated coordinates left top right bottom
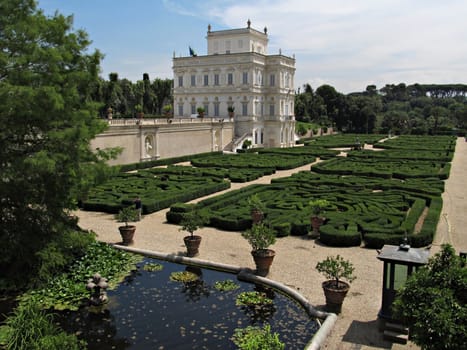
(214, 279, 240, 292)
(169, 271, 199, 283)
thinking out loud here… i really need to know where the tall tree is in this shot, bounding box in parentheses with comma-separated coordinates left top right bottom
(0, 0, 115, 286)
(393, 244, 467, 350)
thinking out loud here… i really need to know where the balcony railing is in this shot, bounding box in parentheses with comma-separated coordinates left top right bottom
(107, 117, 231, 126)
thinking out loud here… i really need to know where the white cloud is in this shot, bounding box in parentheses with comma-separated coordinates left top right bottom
(197, 0, 467, 92)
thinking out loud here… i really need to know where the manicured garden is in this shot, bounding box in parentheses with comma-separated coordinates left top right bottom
(83, 134, 455, 249)
(164, 135, 454, 248)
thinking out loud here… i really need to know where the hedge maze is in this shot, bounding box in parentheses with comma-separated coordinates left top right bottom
(303, 133, 386, 148)
(82, 151, 322, 213)
(312, 157, 451, 180)
(165, 135, 454, 248)
(84, 133, 455, 249)
(191, 152, 318, 170)
(82, 169, 230, 214)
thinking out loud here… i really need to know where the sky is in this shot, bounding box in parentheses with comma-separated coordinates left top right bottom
(38, 0, 467, 93)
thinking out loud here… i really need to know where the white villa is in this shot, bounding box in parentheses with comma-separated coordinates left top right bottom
(172, 20, 296, 149)
(92, 20, 298, 165)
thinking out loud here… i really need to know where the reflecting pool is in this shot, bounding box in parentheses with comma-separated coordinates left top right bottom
(55, 258, 319, 349)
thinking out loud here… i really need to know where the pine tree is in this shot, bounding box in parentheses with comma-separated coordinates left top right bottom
(0, 0, 116, 287)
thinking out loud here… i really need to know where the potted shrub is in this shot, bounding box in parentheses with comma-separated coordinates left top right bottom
(316, 255, 356, 313)
(135, 104, 144, 120)
(227, 105, 235, 119)
(197, 106, 205, 119)
(179, 209, 206, 257)
(242, 223, 276, 276)
(247, 194, 266, 224)
(309, 199, 329, 238)
(116, 206, 139, 245)
(162, 104, 173, 118)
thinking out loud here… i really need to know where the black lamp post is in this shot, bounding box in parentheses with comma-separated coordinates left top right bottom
(376, 241, 429, 321)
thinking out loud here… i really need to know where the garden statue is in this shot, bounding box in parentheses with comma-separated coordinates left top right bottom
(86, 273, 109, 305)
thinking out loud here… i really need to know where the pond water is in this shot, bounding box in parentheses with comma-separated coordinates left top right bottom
(55, 258, 319, 349)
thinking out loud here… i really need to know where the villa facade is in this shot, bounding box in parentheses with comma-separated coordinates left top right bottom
(172, 20, 296, 148)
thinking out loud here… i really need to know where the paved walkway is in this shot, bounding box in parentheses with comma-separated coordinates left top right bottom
(76, 137, 467, 349)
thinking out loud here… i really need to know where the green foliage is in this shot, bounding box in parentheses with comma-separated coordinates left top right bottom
(169, 271, 199, 283)
(213, 279, 240, 292)
(116, 206, 139, 226)
(83, 167, 230, 214)
(242, 223, 276, 251)
(143, 263, 163, 272)
(134, 104, 143, 113)
(192, 152, 316, 170)
(0, 0, 118, 290)
(309, 199, 330, 217)
(247, 194, 266, 212)
(242, 139, 252, 149)
(393, 244, 467, 350)
(0, 299, 86, 350)
(316, 255, 356, 288)
(179, 208, 207, 237)
(21, 242, 141, 311)
(295, 122, 308, 136)
(232, 324, 285, 350)
(236, 291, 273, 307)
(35, 230, 95, 285)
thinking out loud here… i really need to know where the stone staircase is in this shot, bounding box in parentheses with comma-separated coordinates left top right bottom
(383, 322, 409, 344)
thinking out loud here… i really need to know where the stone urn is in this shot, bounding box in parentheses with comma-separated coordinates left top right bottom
(322, 280, 350, 313)
(251, 209, 264, 224)
(251, 249, 276, 277)
(310, 216, 324, 238)
(119, 225, 136, 245)
(184, 235, 202, 257)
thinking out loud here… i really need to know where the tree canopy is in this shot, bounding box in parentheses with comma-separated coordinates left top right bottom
(295, 83, 467, 135)
(393, 244, 467, 350)
(0, 0, 115, 289)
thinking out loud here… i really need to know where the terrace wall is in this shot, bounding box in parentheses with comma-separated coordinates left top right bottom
(91, 118, 234, 165)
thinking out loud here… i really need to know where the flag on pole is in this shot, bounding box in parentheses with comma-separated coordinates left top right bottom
(189, 46, 197, 57)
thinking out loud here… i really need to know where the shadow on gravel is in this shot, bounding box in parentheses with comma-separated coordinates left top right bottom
(342, 320, 393, 349)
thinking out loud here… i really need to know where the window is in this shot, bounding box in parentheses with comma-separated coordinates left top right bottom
(214, 103, 219, 117)
(178, 104, 183, 116)
(214, 74, 219, 86)
(204, 74, 208, 86)
(228, 73, 233, 85)
(178, 76, 183, 87)
(191, 105, 196, 115)
(269, 104, 275, 116)
(270, 74, 275, 86)
(243, 72, 248, 84)
(242, 102, 248, 116)
(191, 75, 196, 86)
(203, 104, 209, 116)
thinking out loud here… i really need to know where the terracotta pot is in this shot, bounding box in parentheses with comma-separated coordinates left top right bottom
(118, 225, 136, 245)
(251, 249, 275, 277)
(322, 280, 350, 313)
(310, 216, 324, 238)
(251, 209, 264, 224)
(184, 235, 202, 257)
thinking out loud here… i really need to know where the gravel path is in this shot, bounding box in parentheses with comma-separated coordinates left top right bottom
(76, 137, 467, 349)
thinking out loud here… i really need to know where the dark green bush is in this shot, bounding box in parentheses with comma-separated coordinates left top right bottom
(319, 223, 362, 246)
